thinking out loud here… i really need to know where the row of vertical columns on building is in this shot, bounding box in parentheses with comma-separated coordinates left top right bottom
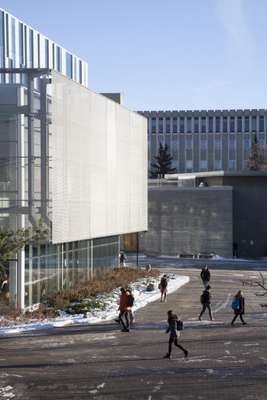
(147, 113, 266, 135)
(149, 132, 263, 172)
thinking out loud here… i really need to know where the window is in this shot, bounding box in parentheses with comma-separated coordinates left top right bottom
(201, 117, 206, 133)
(223, 116, 228, 132)
(214, 159, 222, 170)
(208, 116, 213, 133)
(79, 60, 82, 83)
(187, 117, 192, 133)
(0, 12, 4, 67)
(56, 46, 61, 72)
(244, 136, 250, 151)
(66, 52, 73, 79)
(180, 117, 184, 133)
(252, 115, 256, 132)
(245, 116, 249, 132)
(29, 29, 34, 67)
(200, 135, 207, 150)
(230, 116, 235, 133)
(194, 117, 199, 133)
(11, 18, 16, 62)
(45, 39, 49, 68)
(19, 23, 24, 66)
(151, 118, 156, 133)
(200, 160, 208, 170)
(172, 117, 177, 133)
(229, 135, 236, 151)
(259, 116, 264, 132)
(166, 117, 170, 133)
(259, 134, 265, 146)
(185, 135, 193, 150)
(228, 160, 236, 170)
(237, 116, 242, 132)
(52, 43, 55, 69)
(215, 136, 221, 150)
(172, 135, 178, 157)
(158, 117, 163, 133)
(215, 116, 220, 132)
(185, 160, 193, 172)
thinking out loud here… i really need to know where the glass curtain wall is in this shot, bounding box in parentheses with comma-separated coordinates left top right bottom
(24, 235, 119, 308)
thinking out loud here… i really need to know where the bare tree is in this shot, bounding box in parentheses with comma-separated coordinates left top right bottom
(242, 272, 267, 307)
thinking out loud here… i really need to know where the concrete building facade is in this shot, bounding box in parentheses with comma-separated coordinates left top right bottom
(140, 172, 267, 259)
(139, 109, 267, 175)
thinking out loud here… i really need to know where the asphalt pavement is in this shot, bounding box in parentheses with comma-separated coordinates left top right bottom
(1, 265, 267, 400)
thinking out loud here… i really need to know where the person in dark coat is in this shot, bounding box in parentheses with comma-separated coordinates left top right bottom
(159, 274, 168, 302)
(200, 265, 210, 288)
(163, 310, 188, 359)
(119, 252, 126, 267)
(198, 285, 213, 321)
(231, 290, 247, 326)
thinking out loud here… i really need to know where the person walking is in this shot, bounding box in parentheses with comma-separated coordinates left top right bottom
(126, 287, 135, 326)
(198, 285, 213, 321)
(119, 251, 126, 267)
(116, 288, 130, 332)
(159, 274, 168, 302)
(200, 265, 210, 289)
(231, 290, 247, 326)
(163, 310, 188, 359)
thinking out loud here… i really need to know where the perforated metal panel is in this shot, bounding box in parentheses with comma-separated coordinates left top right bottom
(51, 72, 147, 243)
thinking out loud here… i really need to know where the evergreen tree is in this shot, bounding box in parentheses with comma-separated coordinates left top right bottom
(248, 133, 263, 171)
(151, 143, 176, 178)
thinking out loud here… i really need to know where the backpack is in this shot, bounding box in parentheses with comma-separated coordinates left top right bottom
(127, 293, 135, 307)
(176, 320, 184, 331)
(231, 298, 240, 311)
(160, 277, 168, 289)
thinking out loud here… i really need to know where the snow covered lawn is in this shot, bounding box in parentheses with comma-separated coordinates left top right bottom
(0, 274, 189, 336)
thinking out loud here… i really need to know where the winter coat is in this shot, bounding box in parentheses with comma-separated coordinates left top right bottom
(160, 277, 168, 289)
(119, 292, 129, 311)
(166, 316, 178, 337)
(201, 290, 211, 304)
(235, 296, 245, 314)
(200, 269, 210, 282)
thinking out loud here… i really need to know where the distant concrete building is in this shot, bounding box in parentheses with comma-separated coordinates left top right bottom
(140, 171, 267, 259)
(139, 110, 267, 175)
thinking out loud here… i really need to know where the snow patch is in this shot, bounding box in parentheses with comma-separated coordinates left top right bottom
(0, 274, 189, 336)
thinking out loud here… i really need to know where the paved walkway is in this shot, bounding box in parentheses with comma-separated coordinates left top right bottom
(1, 266, 267, 399)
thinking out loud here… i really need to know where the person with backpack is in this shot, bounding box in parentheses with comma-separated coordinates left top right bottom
(163, 310, 188, 359)
(126, 287, 135, 326)
(115, 287, 130, 332)
(231, 290, 247, 326)
(159, 274, 168, 302)
(198, 285, 213, 321)
(200, 265, 211, 289)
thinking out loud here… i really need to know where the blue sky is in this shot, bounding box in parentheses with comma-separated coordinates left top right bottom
(1, 0, 267, 111)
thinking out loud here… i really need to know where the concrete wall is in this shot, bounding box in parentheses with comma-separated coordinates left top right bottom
(140, 187, 233, 257)
(51, 72, 147, 243)
(222, 176, 267, 258)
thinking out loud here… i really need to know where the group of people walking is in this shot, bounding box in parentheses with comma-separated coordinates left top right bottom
(116, 264, 247, 359)
(198, 265, 247, 325)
